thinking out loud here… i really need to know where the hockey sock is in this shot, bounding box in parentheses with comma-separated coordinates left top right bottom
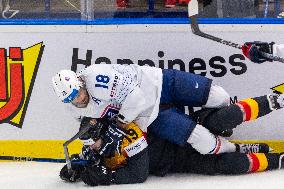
(235, 95, 273, 122)
(187, 124, 236, 155)
(246, 153, 281, 173)
(213, 153, 282, 175)
(199, 95, 275, 134)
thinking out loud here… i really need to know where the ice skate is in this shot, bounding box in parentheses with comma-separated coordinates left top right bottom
(276, 93, 284, 108)
(237, 143, 272, 154)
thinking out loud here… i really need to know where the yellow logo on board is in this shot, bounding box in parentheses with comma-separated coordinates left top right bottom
(271, 83, 284, 94)
(0, 42, 44, 128)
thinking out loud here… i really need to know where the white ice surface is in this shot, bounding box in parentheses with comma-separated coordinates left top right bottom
(0, 162, 284, 189)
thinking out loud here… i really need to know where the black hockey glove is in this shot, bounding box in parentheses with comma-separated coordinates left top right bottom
(79, 117, 109, 142)
(80, 145, 101, 163)
(242, 41, 274, 63)
(80, 164, 114, 186)
(98, 123, 126, 158)
(59, 154, 87, 182)
(60, 151, 101, 183)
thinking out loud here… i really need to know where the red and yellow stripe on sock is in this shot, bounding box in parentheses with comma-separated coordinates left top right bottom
(247, 153, 268, 173)
(236, 96, 273, 122)
(236, 98, 259, 121)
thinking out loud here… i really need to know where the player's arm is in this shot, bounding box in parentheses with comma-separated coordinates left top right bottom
(79, 121, 149, 186)
(113, 150, 149, 184)
(241, 41, 279, 63)
(80, 150, 149, 186)
(81, 122, 149, 186)
(117, 86, 148, 125)
(89, 64, 148, 125)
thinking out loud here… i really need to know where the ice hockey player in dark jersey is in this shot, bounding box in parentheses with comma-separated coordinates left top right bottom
(60, 118, 149, 185)
(59, 106, 284, 186)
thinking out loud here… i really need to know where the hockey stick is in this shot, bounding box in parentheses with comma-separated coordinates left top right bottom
(63, 124, 91, 169)
(63, 123, 92, 181)
(187, 0, 284, 63)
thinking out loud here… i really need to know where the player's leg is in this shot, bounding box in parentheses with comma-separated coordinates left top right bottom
(195, 94, 284, 135)
(150, 107, 270, 154)
(187, 123, 270, 154)
(149, 107, 237, 154)
(150, 108, 272, 158)
(160, 69, 230, 108)
(172, 151, 284, 175)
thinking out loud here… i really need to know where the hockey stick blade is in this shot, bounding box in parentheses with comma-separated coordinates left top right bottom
(187, 1, 284, 63)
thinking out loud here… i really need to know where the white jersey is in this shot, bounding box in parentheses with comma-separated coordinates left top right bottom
(273, 44, 284, 58)
(66, 64, 163, 132)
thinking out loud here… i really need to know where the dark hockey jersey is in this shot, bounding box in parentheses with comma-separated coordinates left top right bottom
(103, 122, 148, 170)
(98, 122, 149, 184)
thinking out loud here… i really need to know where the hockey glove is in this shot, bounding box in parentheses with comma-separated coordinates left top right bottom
(59, 151, 101, 183)
(242, 41, 274, 63)
(98, 123, 126, 158)
(59, 155, 87, 182)
(79, 145, 101, 163)
(79, 117, 109, 143)
(80, 164, 114, 186)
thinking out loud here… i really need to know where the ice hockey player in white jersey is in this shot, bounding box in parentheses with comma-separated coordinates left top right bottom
(53, 64, 163, 131)
(242, 41, 284, 63)
(52, 63, 284, 155)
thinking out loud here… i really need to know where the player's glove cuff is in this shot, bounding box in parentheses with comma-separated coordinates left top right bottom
(242, 41, 274, 63)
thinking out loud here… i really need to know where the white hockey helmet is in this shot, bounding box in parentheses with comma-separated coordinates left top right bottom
(52, 70, 82, 103)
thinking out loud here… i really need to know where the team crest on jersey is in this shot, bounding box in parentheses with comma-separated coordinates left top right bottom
(101, 105, 120, 119)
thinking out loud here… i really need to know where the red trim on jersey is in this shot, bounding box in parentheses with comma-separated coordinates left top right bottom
(100, 104, 120, 118)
